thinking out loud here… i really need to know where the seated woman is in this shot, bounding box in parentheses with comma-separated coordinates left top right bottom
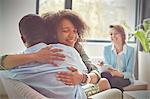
(43, 10, 110, 96)
(98, 25, 135, 91)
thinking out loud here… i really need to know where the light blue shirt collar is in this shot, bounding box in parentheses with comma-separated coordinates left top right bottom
(111, 43, 127, 54)
(25, 43, 47, 53)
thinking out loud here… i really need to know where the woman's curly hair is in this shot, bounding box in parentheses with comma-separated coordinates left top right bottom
(42, 10, 89, 44)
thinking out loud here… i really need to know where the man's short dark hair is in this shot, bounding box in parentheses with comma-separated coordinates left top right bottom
(19, 14, 48, 47)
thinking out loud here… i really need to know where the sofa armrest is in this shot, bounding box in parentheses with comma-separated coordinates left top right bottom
(89, 88, 122, 99)
(0, 77, 50, 99)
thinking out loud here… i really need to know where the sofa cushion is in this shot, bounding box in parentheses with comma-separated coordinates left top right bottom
(123, 90, 150, 99)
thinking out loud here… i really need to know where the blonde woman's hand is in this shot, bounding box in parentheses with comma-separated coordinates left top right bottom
(110, 70, 124, 77)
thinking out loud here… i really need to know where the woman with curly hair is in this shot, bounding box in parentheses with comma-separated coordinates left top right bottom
(43, 10, 110, 97)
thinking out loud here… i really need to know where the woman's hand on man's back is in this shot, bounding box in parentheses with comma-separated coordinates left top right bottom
(33, 46, 65, 66)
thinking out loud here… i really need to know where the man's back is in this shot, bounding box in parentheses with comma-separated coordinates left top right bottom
(8, 43, 87, 99)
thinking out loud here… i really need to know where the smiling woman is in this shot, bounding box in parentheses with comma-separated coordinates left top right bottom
(57, 18, 79, 47)
(43, 10, 111, 97)
(98, 25, 135, 91)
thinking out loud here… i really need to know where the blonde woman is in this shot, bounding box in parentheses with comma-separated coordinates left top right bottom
(99, 25, 135, 91)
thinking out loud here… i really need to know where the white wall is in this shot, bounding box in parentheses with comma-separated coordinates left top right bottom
(0, 0, 36, 95)
(0, 0, 2, 52)
(82, 42, 110, 58)
(0, 0, 3, 94)
(0, 0, 36, 55)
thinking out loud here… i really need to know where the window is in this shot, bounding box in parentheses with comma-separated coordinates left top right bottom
(38, 0, 65, 16)
(72, 0, 136, 41)
(38, 0, 136, 42)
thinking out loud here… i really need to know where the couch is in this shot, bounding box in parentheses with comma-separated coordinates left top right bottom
(0, 77, 122, 99)
(1, 55, 149, 99)
(1, 77, 148, 99)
